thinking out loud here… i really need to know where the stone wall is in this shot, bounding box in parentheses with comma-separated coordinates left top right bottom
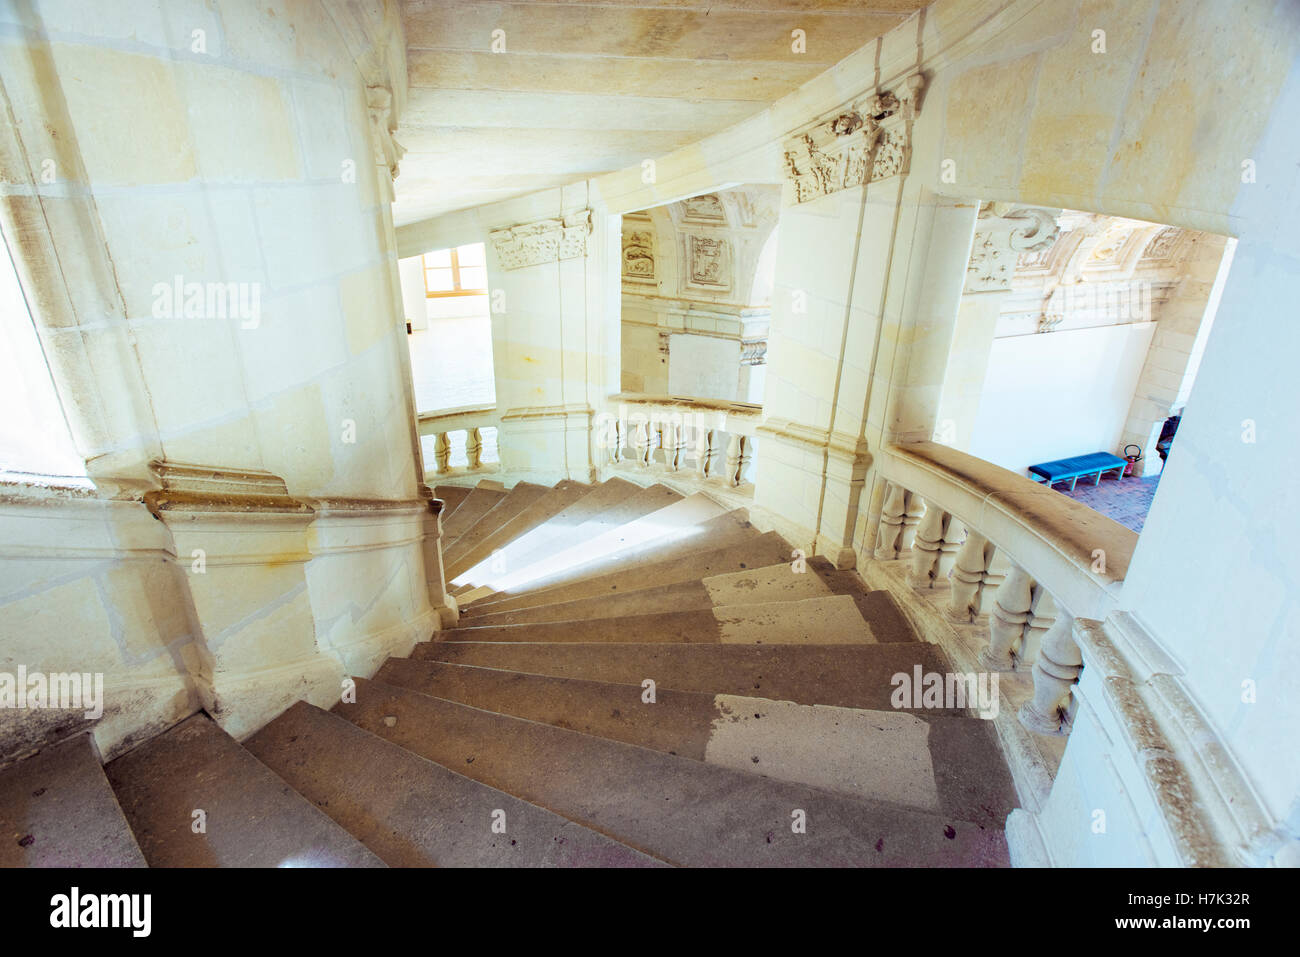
(0, 0, 446, 762)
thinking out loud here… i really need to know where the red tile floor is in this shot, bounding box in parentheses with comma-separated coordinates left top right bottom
(1055, 471, 1161, 533)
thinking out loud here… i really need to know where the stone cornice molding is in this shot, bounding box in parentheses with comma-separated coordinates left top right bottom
(142, 461, 310, 516)
(783, 73, 926, 204)
(489, 210, 594, 270)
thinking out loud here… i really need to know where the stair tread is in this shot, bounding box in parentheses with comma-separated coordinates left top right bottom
(376, 658, 1017, 826)
(338, 677, 1008, 867)
(413, 639, 970, 715)
(445, 480, 593, 580)
(464, 525, 787, 616)
(440, 486, 508, 542)
(464, 560, 832, 627)
(448, 595, 877, 644)
(445, 481, 550, 555)
(0, 734, 146, 867)
(433, 484, 473, 521)
(244, 701, 662, 867)
(104, 714, 384, 867)
(453, 482, 684, 588)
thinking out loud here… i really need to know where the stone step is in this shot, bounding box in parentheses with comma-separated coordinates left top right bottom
(450, 595, 876, 644)
(413, 640, 970, 715)
(462, 560, 832, 627)
(243, 701, 663, 867)
(0, 734, 145, 867)
(454, 477, 642, 583)
(444, 481, 549, 555)
(336, 678, 1008, 867)
(804, 558, 919, 644)
(375, 658, 1017, 827)
(433, 484, 473, 521)
(444, 480, 593, 581)
(455, 483, 687, 591)
(104, 713, 384, 867)
(463, 527, 789, 617)
(439, 485, 508, 543)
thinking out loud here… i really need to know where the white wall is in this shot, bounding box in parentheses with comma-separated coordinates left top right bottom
(667, 333, 740, 400)
(968, 322, 1155, 477)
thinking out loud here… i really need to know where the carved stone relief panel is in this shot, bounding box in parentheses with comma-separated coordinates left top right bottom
(686, 235, 731, 291)
(682, 193, 727, 225)
(622, 227, 656, 282)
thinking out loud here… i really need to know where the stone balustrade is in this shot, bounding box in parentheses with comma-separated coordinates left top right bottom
(600, 395, 761, 491)
(416, 406, 500, 478)
(872, 441, 1138, 737)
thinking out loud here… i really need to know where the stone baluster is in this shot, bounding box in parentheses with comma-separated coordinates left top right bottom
(947, 530, 994, 622)
(874, 481, 911, 560)
(1019, 612, 1082, 735)
(607, 417, 623, 465)
(724, 433, 743, 487)
(466, 427, 483, 470)
(667, 420, 687, 471)
(631, 416, 651, 468)
(900, 493, 926, 553)
(981, 563, 1035, 670)
(695, 428, 715, 479)
(1021, 589, 1057, 666)
(736, 436, 754, 485)
(434, 431, 450, 475)
(910, 499, 951, 587)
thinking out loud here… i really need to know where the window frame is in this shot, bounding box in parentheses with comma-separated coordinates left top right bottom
(422, 246, 488, 299)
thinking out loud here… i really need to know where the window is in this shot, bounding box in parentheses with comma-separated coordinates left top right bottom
(0, 228, 86, 479)
(423, 243, 488, 298)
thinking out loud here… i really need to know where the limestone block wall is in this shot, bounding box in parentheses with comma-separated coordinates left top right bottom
(0, 0, 441, 763)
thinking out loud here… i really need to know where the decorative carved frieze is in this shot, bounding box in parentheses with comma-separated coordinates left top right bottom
(783, 73, 925, 204)
(740, 339, 768, 366)
(489, 210, 593, 270)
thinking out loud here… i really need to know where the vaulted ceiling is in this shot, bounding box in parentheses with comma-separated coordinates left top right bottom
(393, 0, 929, 226)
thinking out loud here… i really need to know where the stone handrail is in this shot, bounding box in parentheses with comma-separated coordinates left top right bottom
(877, 441, 1136, 621)
(873, 440, 1139, 737)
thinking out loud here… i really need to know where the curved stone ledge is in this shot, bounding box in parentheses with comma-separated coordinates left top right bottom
(879, 441, 1137, 620)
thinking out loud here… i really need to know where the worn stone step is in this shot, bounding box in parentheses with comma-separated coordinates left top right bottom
(375, 658, 1016, 827)
(243, 701, 662, 867)
(440, 485, 509, 543)
(454, 477, 641, 582)
(804, 558, 919, 644)
(453, 483, 687, 591)
(464, 527, 789, 617)
(450, 595, 875, 644)
(462, 560, 832, 627)
(104, 713, 384, 867)
(413, 640, 969, 715)
(337, 678, 1008, 867)
(445, 480, 593, 581)
(0, 734, 145, 867)
(444, 481, 549, 555)
(433, 484, 473, 521)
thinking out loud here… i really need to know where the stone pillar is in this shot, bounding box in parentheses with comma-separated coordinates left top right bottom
(1019, 613, 1082, 735)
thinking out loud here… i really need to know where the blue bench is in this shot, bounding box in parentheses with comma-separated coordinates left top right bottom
(1027, 452, 1128, 491)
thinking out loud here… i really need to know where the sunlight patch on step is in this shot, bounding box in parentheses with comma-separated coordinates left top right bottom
(704, 695, 940, 810)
